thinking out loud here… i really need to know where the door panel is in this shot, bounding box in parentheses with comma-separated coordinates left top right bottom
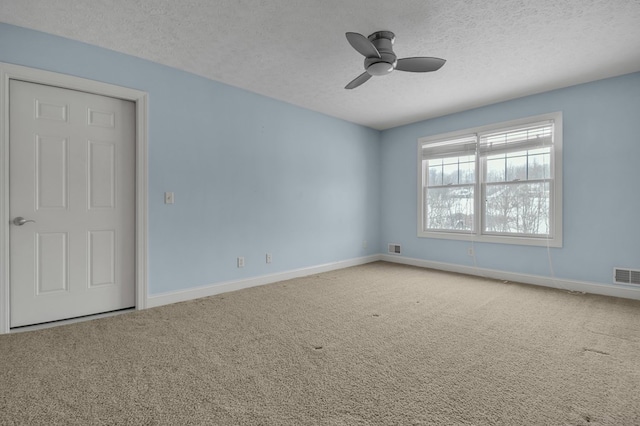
(88, 141, 116, 209)
(9, 80, 135, 327)
(88, 230, 116, 287)
(36, 232, 68, 294)
(36, 135, 68, 209)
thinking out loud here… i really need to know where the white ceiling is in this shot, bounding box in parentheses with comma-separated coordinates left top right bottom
(2, 0, 640, 130)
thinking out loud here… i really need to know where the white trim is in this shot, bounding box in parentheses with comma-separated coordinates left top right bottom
(0, 62, 149, 333)
(381, 254, 640, 301)
(147, 255, 382, 308)
(134, 93, 149, 311)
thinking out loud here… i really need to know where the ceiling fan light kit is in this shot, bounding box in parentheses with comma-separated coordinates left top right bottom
(366, 61, 394, 76)
(345, 30, 446, 89)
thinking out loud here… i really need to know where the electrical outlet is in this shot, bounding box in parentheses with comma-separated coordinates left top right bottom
(467, 247, 474, 256)
(362, 240, 368, 249)
(237, 257, 244, 268)
(164, 192, 174, 204)
(266, 253, 272, 264)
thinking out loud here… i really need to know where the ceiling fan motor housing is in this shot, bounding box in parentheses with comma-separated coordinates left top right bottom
(365, 31, 397, 76)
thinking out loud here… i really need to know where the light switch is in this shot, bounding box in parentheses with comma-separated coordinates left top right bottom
(164, 192, 174, 204)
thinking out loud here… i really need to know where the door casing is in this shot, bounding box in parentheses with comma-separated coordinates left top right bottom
(0, 62, 148, 334)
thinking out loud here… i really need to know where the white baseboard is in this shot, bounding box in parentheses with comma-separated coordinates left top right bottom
(146, 255, 383, 308)
(381, 254, 640, 301)
(147, 253, 640, 310)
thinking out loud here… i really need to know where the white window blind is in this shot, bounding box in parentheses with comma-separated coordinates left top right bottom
(479, 122, 554, 156)
(422, 135, 477, 160)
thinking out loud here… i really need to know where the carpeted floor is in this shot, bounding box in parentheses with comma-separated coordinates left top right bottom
(1, 261, 639, 425)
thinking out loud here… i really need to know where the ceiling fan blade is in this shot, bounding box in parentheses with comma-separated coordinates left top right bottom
(346, 32, 381, 58)
(345, 72, 372, 90)
(396, 57, 446, 72)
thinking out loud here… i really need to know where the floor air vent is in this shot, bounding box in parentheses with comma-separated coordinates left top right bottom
(388, 244, 401, 255)
(614, 268, 640, 285)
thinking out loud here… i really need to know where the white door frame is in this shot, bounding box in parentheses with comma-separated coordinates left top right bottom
(0, 62, 148, 334)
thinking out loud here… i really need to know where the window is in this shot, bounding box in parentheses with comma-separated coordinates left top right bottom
(421, 136, 477, 232)
(418, 112, 562, 247)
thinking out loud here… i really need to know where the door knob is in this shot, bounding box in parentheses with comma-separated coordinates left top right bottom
(13, 217, 36, 226)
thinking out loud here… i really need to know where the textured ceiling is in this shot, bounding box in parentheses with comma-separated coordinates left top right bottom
(1, 0, 640, 130)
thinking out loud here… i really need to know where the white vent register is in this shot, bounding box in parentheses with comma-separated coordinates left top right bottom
(614, 268, 640, 285)
(388, 244, 401, 255)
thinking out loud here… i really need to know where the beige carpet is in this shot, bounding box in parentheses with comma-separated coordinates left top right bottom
(1, 262, 639, 425)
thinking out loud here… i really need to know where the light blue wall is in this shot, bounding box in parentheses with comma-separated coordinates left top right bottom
(0, 23, 381, 295)
(2, 22, 638, 294)
(380, 72, 640, 285)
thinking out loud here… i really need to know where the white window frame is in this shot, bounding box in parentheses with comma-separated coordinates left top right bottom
(417, 112, 563, 247)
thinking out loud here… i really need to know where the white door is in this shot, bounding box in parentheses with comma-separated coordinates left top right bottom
(9, 80, 135, 327)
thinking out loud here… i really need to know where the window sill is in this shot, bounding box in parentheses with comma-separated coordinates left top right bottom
(417, 230, 562, 248)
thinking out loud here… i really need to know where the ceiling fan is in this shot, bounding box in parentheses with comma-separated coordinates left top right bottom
(344, 31, 446, 89)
